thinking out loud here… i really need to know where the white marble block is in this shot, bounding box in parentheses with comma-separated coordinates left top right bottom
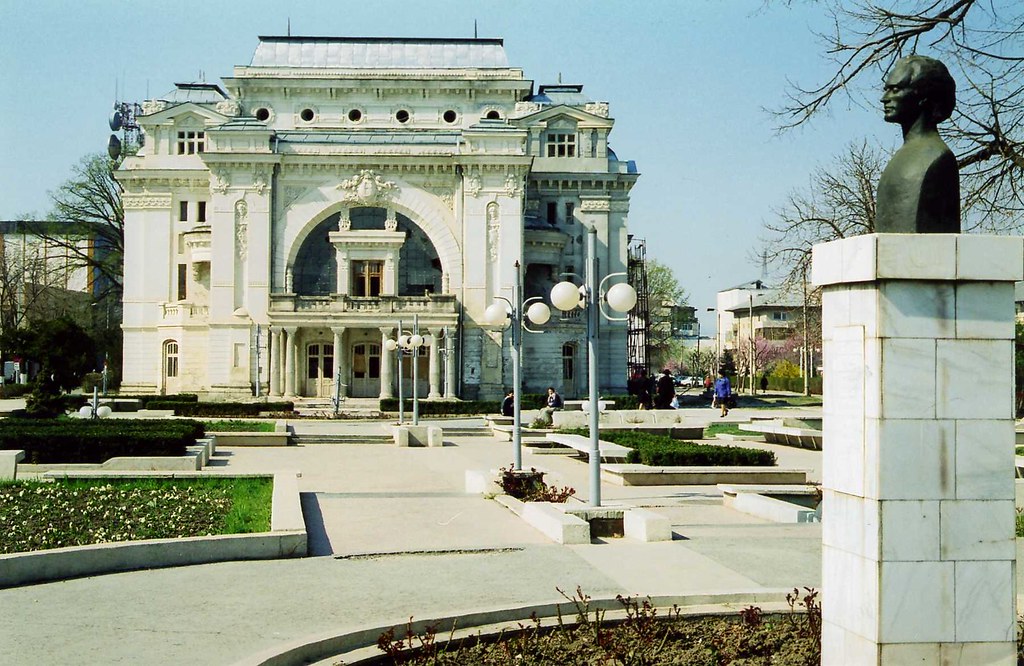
(814, 234, 1019, 665)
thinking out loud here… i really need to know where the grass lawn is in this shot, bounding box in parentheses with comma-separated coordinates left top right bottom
(703, 422, 748, 438)
(0, 477, 272, 554)
(203, 420, 276, 432)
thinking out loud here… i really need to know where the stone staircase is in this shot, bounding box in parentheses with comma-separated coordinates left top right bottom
(292, 397, 383, 418)
(292, 432, 393, 445)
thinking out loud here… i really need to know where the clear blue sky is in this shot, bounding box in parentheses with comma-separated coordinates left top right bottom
(0, 0, 894, 333)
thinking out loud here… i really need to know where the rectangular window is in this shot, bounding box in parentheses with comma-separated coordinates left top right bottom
(233, 343, 245, 368)
(547, 202, 558, 225)
(176, 131, 205, 155)
(177, 264, 187, 301)
(562, 344, 575, 381)
(565, 202, 575, 225)
(545, 133, 576, 157)
(351, 260, 383, 297)
(197, 201, 207, 222)
(179, 201, 188, 222)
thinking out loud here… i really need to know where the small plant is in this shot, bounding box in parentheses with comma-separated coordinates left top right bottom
(739, 605, 763, 627)
(498, 465, 575, 503)
(528, 416, 549, 429)
(1016, 507, 1024, 538)
(786, 587, 822, 649)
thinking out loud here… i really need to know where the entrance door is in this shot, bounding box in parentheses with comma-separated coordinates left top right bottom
(305, 343, 334, 397)
(350, 342, 381, 397)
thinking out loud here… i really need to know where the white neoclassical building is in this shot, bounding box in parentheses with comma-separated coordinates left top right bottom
(117, 36, 639, 401)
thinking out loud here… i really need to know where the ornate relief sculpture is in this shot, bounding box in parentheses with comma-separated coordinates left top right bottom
(385, 209, 398, 232)
(486, 202, 500, 262)
(337, 170, 398, 206)
(338, 209, 352, 231)
(234, 199, 249, 260)
(465, 172, 482, 197)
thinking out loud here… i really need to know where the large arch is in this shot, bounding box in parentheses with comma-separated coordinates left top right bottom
(275, 177, 462, 293)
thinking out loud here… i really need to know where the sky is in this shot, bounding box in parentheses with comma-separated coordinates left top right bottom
(0, 0, 896, 334)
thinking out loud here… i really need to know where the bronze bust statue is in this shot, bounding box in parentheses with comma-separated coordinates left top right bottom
(875, 55, 960, 233)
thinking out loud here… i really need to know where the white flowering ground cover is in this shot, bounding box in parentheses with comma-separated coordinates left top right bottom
(0, 477, 272, 554)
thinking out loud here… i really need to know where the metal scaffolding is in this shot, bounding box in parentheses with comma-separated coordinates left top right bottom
(626, 236, 650, 379)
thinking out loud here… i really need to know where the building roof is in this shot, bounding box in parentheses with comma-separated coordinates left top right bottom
(157, 82, 228, 104)
(724, 289, 805, 312)
(527, 84, 591, 106)
(249, 36, 509, 69)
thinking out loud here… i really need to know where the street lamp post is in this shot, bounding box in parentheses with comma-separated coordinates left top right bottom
(550, 225, 637, 507)
(384, 315, 425, 426)
(483, 260, 551, 471)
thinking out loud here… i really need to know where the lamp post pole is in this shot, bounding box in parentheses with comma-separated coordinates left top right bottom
(412, 314, 420, 426)
(511, 263, 524, 470)
(550, 225, 636, 509)
(396, 318, 405, 425)
(585, 226, 601, 507)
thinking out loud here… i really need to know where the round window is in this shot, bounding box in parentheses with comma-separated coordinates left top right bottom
(485, 110, 500, 120)
(348, 108, 362, 122)
(255, 107, 270, 122)
(300, 108, 315, 122)
(395, 109, 410, 124)
(443, 110, 458, 124)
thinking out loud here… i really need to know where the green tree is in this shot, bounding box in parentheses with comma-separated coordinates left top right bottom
(777, 0, 1024, 230)
(645, 258, 689, 369)
(1, 316, 96, 394)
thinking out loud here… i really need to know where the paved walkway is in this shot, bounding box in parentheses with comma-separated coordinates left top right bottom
(0, 405, 951, 664)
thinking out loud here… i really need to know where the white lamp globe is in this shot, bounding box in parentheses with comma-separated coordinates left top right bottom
(398, 334, 410, 348)
(483, 302, 508, 326)
(96, 405, 113, 418)
(409, 334, 424, 348)
(385, 338, 398, 352)
(78, 405, 92, 418)
(606, 282, 638, 313)
(550, 281, 582, 311)
(422, 334, 434, 347)
(526, 301, 551, 325)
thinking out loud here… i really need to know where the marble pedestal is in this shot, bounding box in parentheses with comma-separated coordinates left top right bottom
(812, 234, 1021, 664)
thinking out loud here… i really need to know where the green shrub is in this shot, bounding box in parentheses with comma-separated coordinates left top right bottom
(590, 430, 776, 467)
(765, 376, 822, 395)
(80, 372, 104, 393)
(601, 394, 641, 410)
(147, 401, 293, 416)
(379, 398, 501, 415)
(0, 418, 204, 464)
(0, 383, 31, 398)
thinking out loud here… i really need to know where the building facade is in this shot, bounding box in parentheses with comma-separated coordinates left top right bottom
(117, 36, 639, 400)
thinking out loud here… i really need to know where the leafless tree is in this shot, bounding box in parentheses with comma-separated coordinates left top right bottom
(762, 140, 885, 290)
(35, 153, 124, 301)
(777, 0, 1024, 230)
(0, 231, 84, 333)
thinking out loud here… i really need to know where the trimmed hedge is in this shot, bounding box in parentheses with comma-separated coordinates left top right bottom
(766, 376, 822, 395)
(146, 401, 293, 417)
(380, 398, 501, 415)
(561, 429, 776, 467)
(0, 418, 204, 464)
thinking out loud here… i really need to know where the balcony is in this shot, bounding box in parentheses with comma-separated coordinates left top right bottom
(184, 225, 212, 264)
(160, 302, 209, 325)
(269, 293, 458, 316)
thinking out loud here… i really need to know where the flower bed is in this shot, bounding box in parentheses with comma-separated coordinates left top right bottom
(0, 476, 272, 554)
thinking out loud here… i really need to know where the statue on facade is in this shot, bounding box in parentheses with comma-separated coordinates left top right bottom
(875, 55, 960, 233)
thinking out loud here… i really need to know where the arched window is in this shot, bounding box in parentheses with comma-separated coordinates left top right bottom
(164, 341, 179, 378)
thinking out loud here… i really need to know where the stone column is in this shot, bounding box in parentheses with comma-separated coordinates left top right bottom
(332, 327, 346, 398)
(270, 328, 282, 397)
(379, 327, 394, 399)
(283, 327, 297, 397)
(444, 329, 457, 398)
(813, 234, 1020, 665)
(427, 329, 442, 398)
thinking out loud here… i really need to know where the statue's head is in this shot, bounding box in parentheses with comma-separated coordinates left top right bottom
(883, 55, 956, 127)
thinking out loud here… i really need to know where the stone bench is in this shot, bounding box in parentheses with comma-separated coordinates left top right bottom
(545, 433, 631, 463)
(393, 425, 443, 447)
(738, 421, 823, 450)
(623, 507, 673, 542)
(563, 400, 616, 411)
(718, 484, 821, 523)
(521, 501, 591, 544)
(552, 409, 694, 429)
(0, 449, 25, 480)
(602, 464, 810, 487)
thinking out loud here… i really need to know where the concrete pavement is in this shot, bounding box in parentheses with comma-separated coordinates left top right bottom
(0, 406, 830, 665)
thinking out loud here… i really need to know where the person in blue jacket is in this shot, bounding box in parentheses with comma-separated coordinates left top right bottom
(714, 369, 732, 418)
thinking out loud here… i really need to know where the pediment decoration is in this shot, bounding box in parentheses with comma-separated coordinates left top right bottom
(336, 170, 398, 206)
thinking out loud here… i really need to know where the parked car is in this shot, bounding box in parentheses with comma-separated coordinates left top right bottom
(675, 375, 700, 389)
